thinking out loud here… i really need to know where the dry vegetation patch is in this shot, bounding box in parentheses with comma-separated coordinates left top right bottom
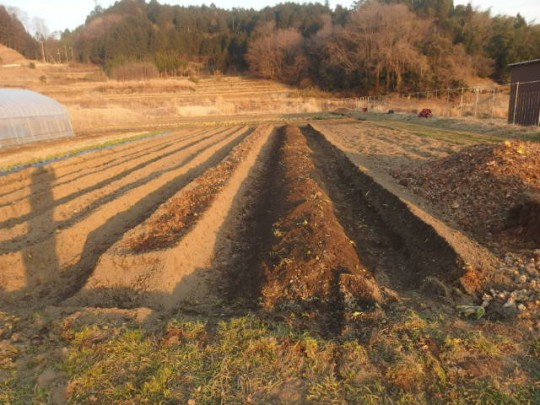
(0, 44, 27, 65)
(396, 140, 540, 251)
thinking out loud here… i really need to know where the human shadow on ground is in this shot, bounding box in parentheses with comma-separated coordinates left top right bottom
(23, 166, 59, 298)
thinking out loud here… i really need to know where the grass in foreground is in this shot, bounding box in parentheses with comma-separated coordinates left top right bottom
(1, 304, 538, 404)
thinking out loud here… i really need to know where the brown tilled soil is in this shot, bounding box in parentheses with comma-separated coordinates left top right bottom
(2, 120, 540, 403)
(252, 126, 384, 334)
(313, 120, 540, 321)
(2, 118, 536, 318)
(0, 126, 250, 306)
(218, 125, 497, 335)
(0, 120, 514, 315)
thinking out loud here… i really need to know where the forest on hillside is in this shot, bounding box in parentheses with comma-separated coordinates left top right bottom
(1, 0, 539, 94)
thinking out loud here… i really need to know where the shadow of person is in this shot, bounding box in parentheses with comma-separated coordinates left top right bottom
(21, 166, 59, 299)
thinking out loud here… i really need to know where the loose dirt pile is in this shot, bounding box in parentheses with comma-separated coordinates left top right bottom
(258, 126, 383, 333)
(396, 141, 540, 251)
(395, 140, 540, 319)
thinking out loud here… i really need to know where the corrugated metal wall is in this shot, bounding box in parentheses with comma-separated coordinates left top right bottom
(508, 60, 540, 126)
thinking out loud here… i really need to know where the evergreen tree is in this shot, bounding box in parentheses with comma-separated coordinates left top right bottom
(59, 0, 539, 90)
(0, 6, 39, 59)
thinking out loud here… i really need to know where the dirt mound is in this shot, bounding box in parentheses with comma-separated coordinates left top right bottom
(260, 127, 383, 311)
(122, 127, 257, 253)
(0, 44, 28, 65)
(396, 141, 540, 250)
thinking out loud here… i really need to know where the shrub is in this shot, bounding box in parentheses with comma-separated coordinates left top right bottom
(108, 61, 159, 81)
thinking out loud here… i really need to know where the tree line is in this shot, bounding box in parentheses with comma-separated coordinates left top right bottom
(1, 0, 539, 94)
(0, 5, 40, 60)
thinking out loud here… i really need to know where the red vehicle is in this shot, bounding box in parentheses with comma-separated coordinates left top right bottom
(418, 108, 433, 118)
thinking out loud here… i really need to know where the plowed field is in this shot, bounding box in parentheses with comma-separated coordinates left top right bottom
(0, 123, 489, 312)
(1, 120, 539, 404)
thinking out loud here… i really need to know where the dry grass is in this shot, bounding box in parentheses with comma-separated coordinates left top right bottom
(2, 306, 538, 404)
(0, 45, 28, 65)
(0, 59, 345, 133)
(373, 92, 510, 120)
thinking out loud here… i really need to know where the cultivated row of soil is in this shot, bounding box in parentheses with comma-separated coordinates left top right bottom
(0, 121, 484, 316)
(2, 120, 539, 404)
(313, 120, 540, 320)
(0, 125, 253, 306)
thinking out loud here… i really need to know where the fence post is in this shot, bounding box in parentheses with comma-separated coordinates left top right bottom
(474, 87, 479, 118)
(460, 88, 464, 116)
(491, 87, 496, 119)
(512, 82, 520, 125)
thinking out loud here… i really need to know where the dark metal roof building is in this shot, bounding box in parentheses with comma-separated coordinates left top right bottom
(508, 59, 540, 126)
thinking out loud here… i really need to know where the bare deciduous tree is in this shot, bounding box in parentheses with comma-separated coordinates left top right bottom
(348, 2, 429, 92)
(246, 23, 306, 83)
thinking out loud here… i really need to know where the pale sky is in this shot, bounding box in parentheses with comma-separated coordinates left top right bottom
(1, 0, 539, 35)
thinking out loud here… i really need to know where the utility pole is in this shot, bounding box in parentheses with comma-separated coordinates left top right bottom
(64, 46, 69, 63)
(491, 87, 496, 119)
(474, 87, 479, 118)
(39, 39, 46, 63)
(460, 87, 464, 115)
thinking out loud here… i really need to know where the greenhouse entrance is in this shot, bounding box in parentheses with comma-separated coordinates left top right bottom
(0, 89, 74, 148)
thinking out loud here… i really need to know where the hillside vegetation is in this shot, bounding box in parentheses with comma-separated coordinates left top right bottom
(0, 5, 40, 61)
(1, 0, 539, 94)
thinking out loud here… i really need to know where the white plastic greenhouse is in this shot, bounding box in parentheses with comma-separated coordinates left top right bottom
(0, 89, 74, 148)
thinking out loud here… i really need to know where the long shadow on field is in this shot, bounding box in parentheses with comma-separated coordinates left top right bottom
(68, 129, 280, 314)
(0, 129, 230, 232)
(54, 130, 252, 304)
(22, 167, 59, 297)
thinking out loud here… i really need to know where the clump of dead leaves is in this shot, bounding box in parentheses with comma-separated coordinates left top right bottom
(395, 140, 540, 250)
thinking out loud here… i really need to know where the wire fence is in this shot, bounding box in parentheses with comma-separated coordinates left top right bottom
(508, 80, 540, 126)
(68, 79, 540, 131)
(348, 80, 540, 126)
